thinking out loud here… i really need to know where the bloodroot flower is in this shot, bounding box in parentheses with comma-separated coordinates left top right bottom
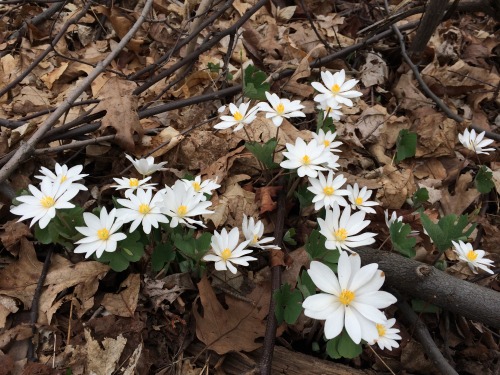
(280, 138, 330, 178)
(452, 240, 494, 274)
(203, 227, 256, 274)
(258, 92, 305, 127)
(312, 69, 363, 108)
(125, 154, 167, 176)
(214, 102, 259, 132)
(302, 252, 397, 344)
(458, 128, 495, 155)
(370, 317, 401, 351)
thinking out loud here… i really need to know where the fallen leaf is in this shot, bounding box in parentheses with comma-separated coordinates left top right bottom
(194, 276, 272, 354)
(440, 172, 481, 216)
(40, 62, 69, 90)
(101, 273, 140, 318)
(0, 220, 31, 256)
(360, 52, 388, 87)
(91, 76, 144, 152)
(377, 165, 416, 209)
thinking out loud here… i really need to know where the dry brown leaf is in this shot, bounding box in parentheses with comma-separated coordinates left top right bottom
(200, 145, 247, 183)
(93, 6, 143, 52)
(255, 185, 282, 214)
(0, 220, 31, 256)
(91, 76, 144, 152)
(101, 273, 140, 318)
(194, 275, 271, 354)
(143, 273, 195, 310)
(377, 165, 416, 209)
(440, 172, 481, 216)
(360, 52, 388, 87)
(392, 70, 433, 111)
(135, 126, 184, 158)
(0, 296, 19, 329)
(171, 71, 218, 98)
(40, 62, 69, 90)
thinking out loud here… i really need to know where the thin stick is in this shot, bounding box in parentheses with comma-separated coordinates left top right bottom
(367, 345, 396, 375)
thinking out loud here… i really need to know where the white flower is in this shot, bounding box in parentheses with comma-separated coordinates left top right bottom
(35, 163, 88, 191)
(116, 189, 169, 234)
(125, 154, 167, 176)
(74, 207, 127, 258)
(458, 129, 495, 155)
(258, 92, 305, 127)
(280, 138, 330, 178)
(312, 129, 342, 152)
(384, 210, 402, 229)
(181, 176, 220, 201)
(347, 183, 378, 214)
(370, 318, 401, 351)
(11, 179, 79, 229)
(316, 101, 343, 121)
(214, 102, 259, 132)
(242, 214, 279, 249)
(112, 176, 156, 198)
(318, 205, 376, 252)
(203, 227, 256, 274)
(312, 69, 363, 108)
(452, 240, 494, 274)
(307, 172, 349, 210)
(302, 253, 397, 344)
(160, 180, 213, 228)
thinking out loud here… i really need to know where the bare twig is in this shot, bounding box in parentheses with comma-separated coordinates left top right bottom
(395, 293, 459, 375)
(0, 0, 155, 184)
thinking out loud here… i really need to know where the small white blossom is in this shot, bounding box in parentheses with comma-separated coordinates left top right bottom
(458, 129, 495, 155)
(203, 227, 256, 274)
(312, 69, 363, 108)
(280, 138, 330, 178)
(347, 183, 378, 214)
(242, 214, 279, 249)
(312, 129, 342, 152)
(316, 101, 343, 121)
(307, 172, 349, 210)
(318, 204, 376, 252)
(36, 163, 88, 192)
(370, 318, 401, 351)
(258, 92, 305, 127)
(181, 176, 220, 201)
(116, 189, 169, 234)
(74, 207, 127, 258)
(11, 179, 79, 229)
(112, 176, 156, 198)
(125, 154, 167, 176)
(452, 240, 494, 274)
(384, 209, 402, 229)
(214, 102, 259, 132)
(302, 253, 397, 344)
(160, 180, 213, 228)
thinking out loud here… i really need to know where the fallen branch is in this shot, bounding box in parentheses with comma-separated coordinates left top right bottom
(355, 247, 500, 328)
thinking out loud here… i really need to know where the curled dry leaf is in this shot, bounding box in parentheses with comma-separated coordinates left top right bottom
(194, 276, 273, 354)
(101, 273, 140, 318)
(0, 220, 31, 256)
(91, 77, 144, 152)
(377, 164, 416, 209)
(440, 172, 481, 216)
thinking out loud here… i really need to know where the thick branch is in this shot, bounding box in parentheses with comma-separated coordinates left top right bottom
(355, 247, 500, 328)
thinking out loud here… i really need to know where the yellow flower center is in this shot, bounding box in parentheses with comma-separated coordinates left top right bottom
(466, 250, 478, 261)
(276, 102, 285, 114)
(339, 289, 355, 305)
(355, 197, 363, 205)
(302, 155, 311, 165)
(323, 140, 330, 147)
(233, 111, 243, 121)
(177, 205, 188, 216)
(129, 178, 139, 187)
(221, 248, 232, 260)
(139, 203, 151, 214)
(252, 234, 259, 244)
(376, 323, 386, 337)
(192, 182, 201, 192)
(60, 175, 68, 183)
(334, 228, 348, 241)
(40, 196, 55, 208)
(97, 228, 110, 240)
(323, 186, 334, 196)
(331, 83, 341, 93)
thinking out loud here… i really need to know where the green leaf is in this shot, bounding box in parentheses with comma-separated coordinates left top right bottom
(97, 251, 131, 272)
(151, 242, 176, 272)
(412, 188, 429, 207)
(274, 283, 303, 325)
(475, 166, 494, 194)
(245, 138, 279, 169)
(118, 231, 145, 262)
(294, 185, 315, 212)
(283, 228, 297, 245)
(316, 111, 335, 133)
(420, 212, 476, 253)
(411, 298, 441, 313)
(389, 220, 416, 257)
(395, 129, 417, 163)
(35, 223, 58, 244)
(243, 65, 270, 100)
(207, 62, 220, 73)
(297, 269, 316, 299)
(305, 230, 339, 270)
(326, 331, 362, 359)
